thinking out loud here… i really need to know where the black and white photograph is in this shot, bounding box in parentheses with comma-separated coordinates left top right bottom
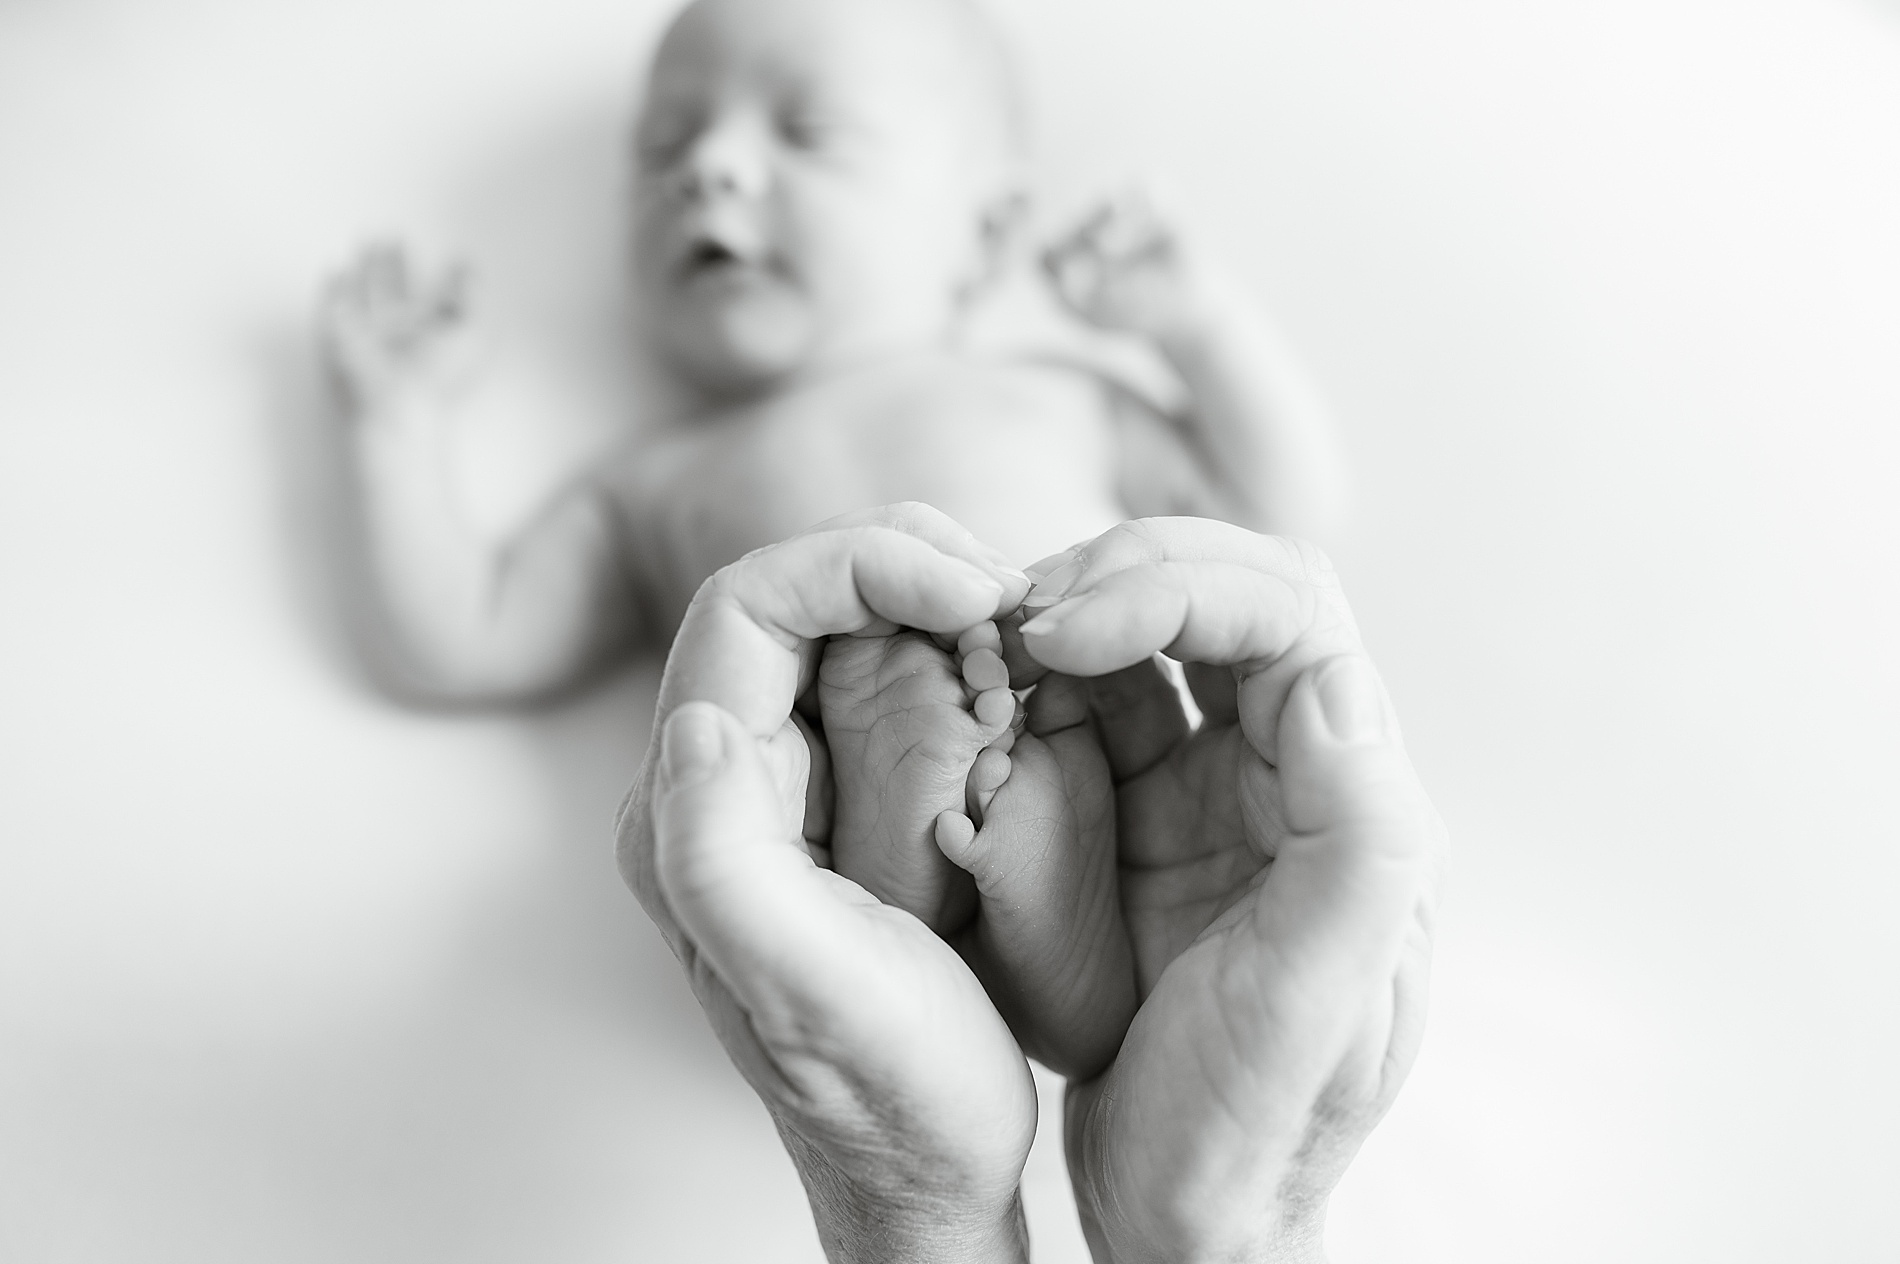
(3, 0, 1896, 1259)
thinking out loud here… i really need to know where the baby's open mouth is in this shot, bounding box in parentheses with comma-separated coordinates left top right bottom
(677, 231, 783, 285)
(688, 239, 740, 270)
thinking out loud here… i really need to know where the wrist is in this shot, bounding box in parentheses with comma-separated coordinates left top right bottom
(1081, 1213, 1327, 1264)
(808, 1186, 1029, 1264)
(346, 387, 460, 469)
(1149, 280, 1257, 365)
(782, 1126, 1029, 1264)
(1067, 1087, 1327, 1264)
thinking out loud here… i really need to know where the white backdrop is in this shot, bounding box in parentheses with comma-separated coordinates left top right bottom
(3, 1, 1897, 1260)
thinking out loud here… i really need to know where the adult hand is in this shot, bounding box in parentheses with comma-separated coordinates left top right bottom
(1019, 519, 1444, 1264)
(615, 504, 1037, 1264)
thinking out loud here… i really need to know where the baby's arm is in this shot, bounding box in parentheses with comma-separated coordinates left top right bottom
(322, 245, 640, 704)
(1045, 190, 1346, 537)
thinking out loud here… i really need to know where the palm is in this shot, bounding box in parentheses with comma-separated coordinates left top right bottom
(634, 722, 1037, 1204)
(734, 863, 1037, 1186)
(1067, 674, 1430, 1259)
(1115, 721, 1260, 992)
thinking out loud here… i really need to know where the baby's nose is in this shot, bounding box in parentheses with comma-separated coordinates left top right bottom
(679, 116, 770, 201)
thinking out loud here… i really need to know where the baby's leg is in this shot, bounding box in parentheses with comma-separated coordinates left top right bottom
(935, 673, 1137, 1081)
(819, 623, 1017, 933)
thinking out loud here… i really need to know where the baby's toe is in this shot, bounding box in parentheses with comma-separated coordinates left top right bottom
(972, 685, 1015, 734)
(934, 810, 978, 864)
(964, 645, 1009, 692)
(957, 622, 1003, 658)
(967, 746, 1012, 822)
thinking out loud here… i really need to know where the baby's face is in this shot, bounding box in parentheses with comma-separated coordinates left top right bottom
(631, 0, 1011, 400)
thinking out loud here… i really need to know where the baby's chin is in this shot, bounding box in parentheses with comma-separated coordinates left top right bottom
(650, 288, 821, 402)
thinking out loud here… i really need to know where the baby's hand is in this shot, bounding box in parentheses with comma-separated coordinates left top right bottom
(1043, 187, 1221, 344)
(321, 242, 477, 412)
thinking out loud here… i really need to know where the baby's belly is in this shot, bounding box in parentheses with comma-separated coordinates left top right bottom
(644, 362, 1126, 603)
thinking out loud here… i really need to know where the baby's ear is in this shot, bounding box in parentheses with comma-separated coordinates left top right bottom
(960, 187, 1032, 307)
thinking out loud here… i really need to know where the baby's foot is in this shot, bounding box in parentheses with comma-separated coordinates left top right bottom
(819, 622, 1018, 933)
(934, 672, 1137, 1081)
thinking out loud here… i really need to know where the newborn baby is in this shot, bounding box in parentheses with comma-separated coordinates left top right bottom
(324, 0, 1340, 1076)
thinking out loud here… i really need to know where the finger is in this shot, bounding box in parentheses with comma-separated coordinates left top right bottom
(794, 502, 1029, 598)
(363, 240, 407, 307)
(1042, 259, 1093, 312)
(1051, 199, 1116, 254)
(1023, 559, 1340, 675)
(1095, 201, 1168, 262)
(651, 703, 869, 1034)
(1019, 520, 1359, 761)
(658, 521, 1018, 741)
(1237, 655, 1436, 1060)
(1021, 518, 1343, 617)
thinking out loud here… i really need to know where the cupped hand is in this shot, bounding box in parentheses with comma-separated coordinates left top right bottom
(615, 504, 1037, 1264)
(1019, 519, 1444, 1264)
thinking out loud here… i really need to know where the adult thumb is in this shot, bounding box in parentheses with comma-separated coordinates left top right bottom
(1249, 655, 1435, 1012)
(652, 701, 846, 1028)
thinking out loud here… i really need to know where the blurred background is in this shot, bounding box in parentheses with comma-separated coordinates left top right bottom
(3, 0, 1897, 1259)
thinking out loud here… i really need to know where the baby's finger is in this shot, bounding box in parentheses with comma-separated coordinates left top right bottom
(1051, 200, 1117, 255)
(362, 240, 408, 307)
(1095, 187, 1170, 256)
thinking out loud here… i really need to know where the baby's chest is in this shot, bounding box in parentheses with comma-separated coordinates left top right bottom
(640, 365, 1125, 589)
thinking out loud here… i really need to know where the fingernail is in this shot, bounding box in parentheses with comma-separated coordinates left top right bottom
(1316, 656, 1387, 744)
(662, 705, 726, 790)
(1022, 557, 1087, 609)
(1025, 546, 1080, 581)
(952, 562, 1007, 606)
(1020, 590, 1094, 636)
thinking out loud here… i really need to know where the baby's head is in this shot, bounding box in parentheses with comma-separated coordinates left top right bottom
(631, 0, 1025, 401)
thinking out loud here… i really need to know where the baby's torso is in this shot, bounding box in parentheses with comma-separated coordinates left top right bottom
(612, 355, 1127, 617)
